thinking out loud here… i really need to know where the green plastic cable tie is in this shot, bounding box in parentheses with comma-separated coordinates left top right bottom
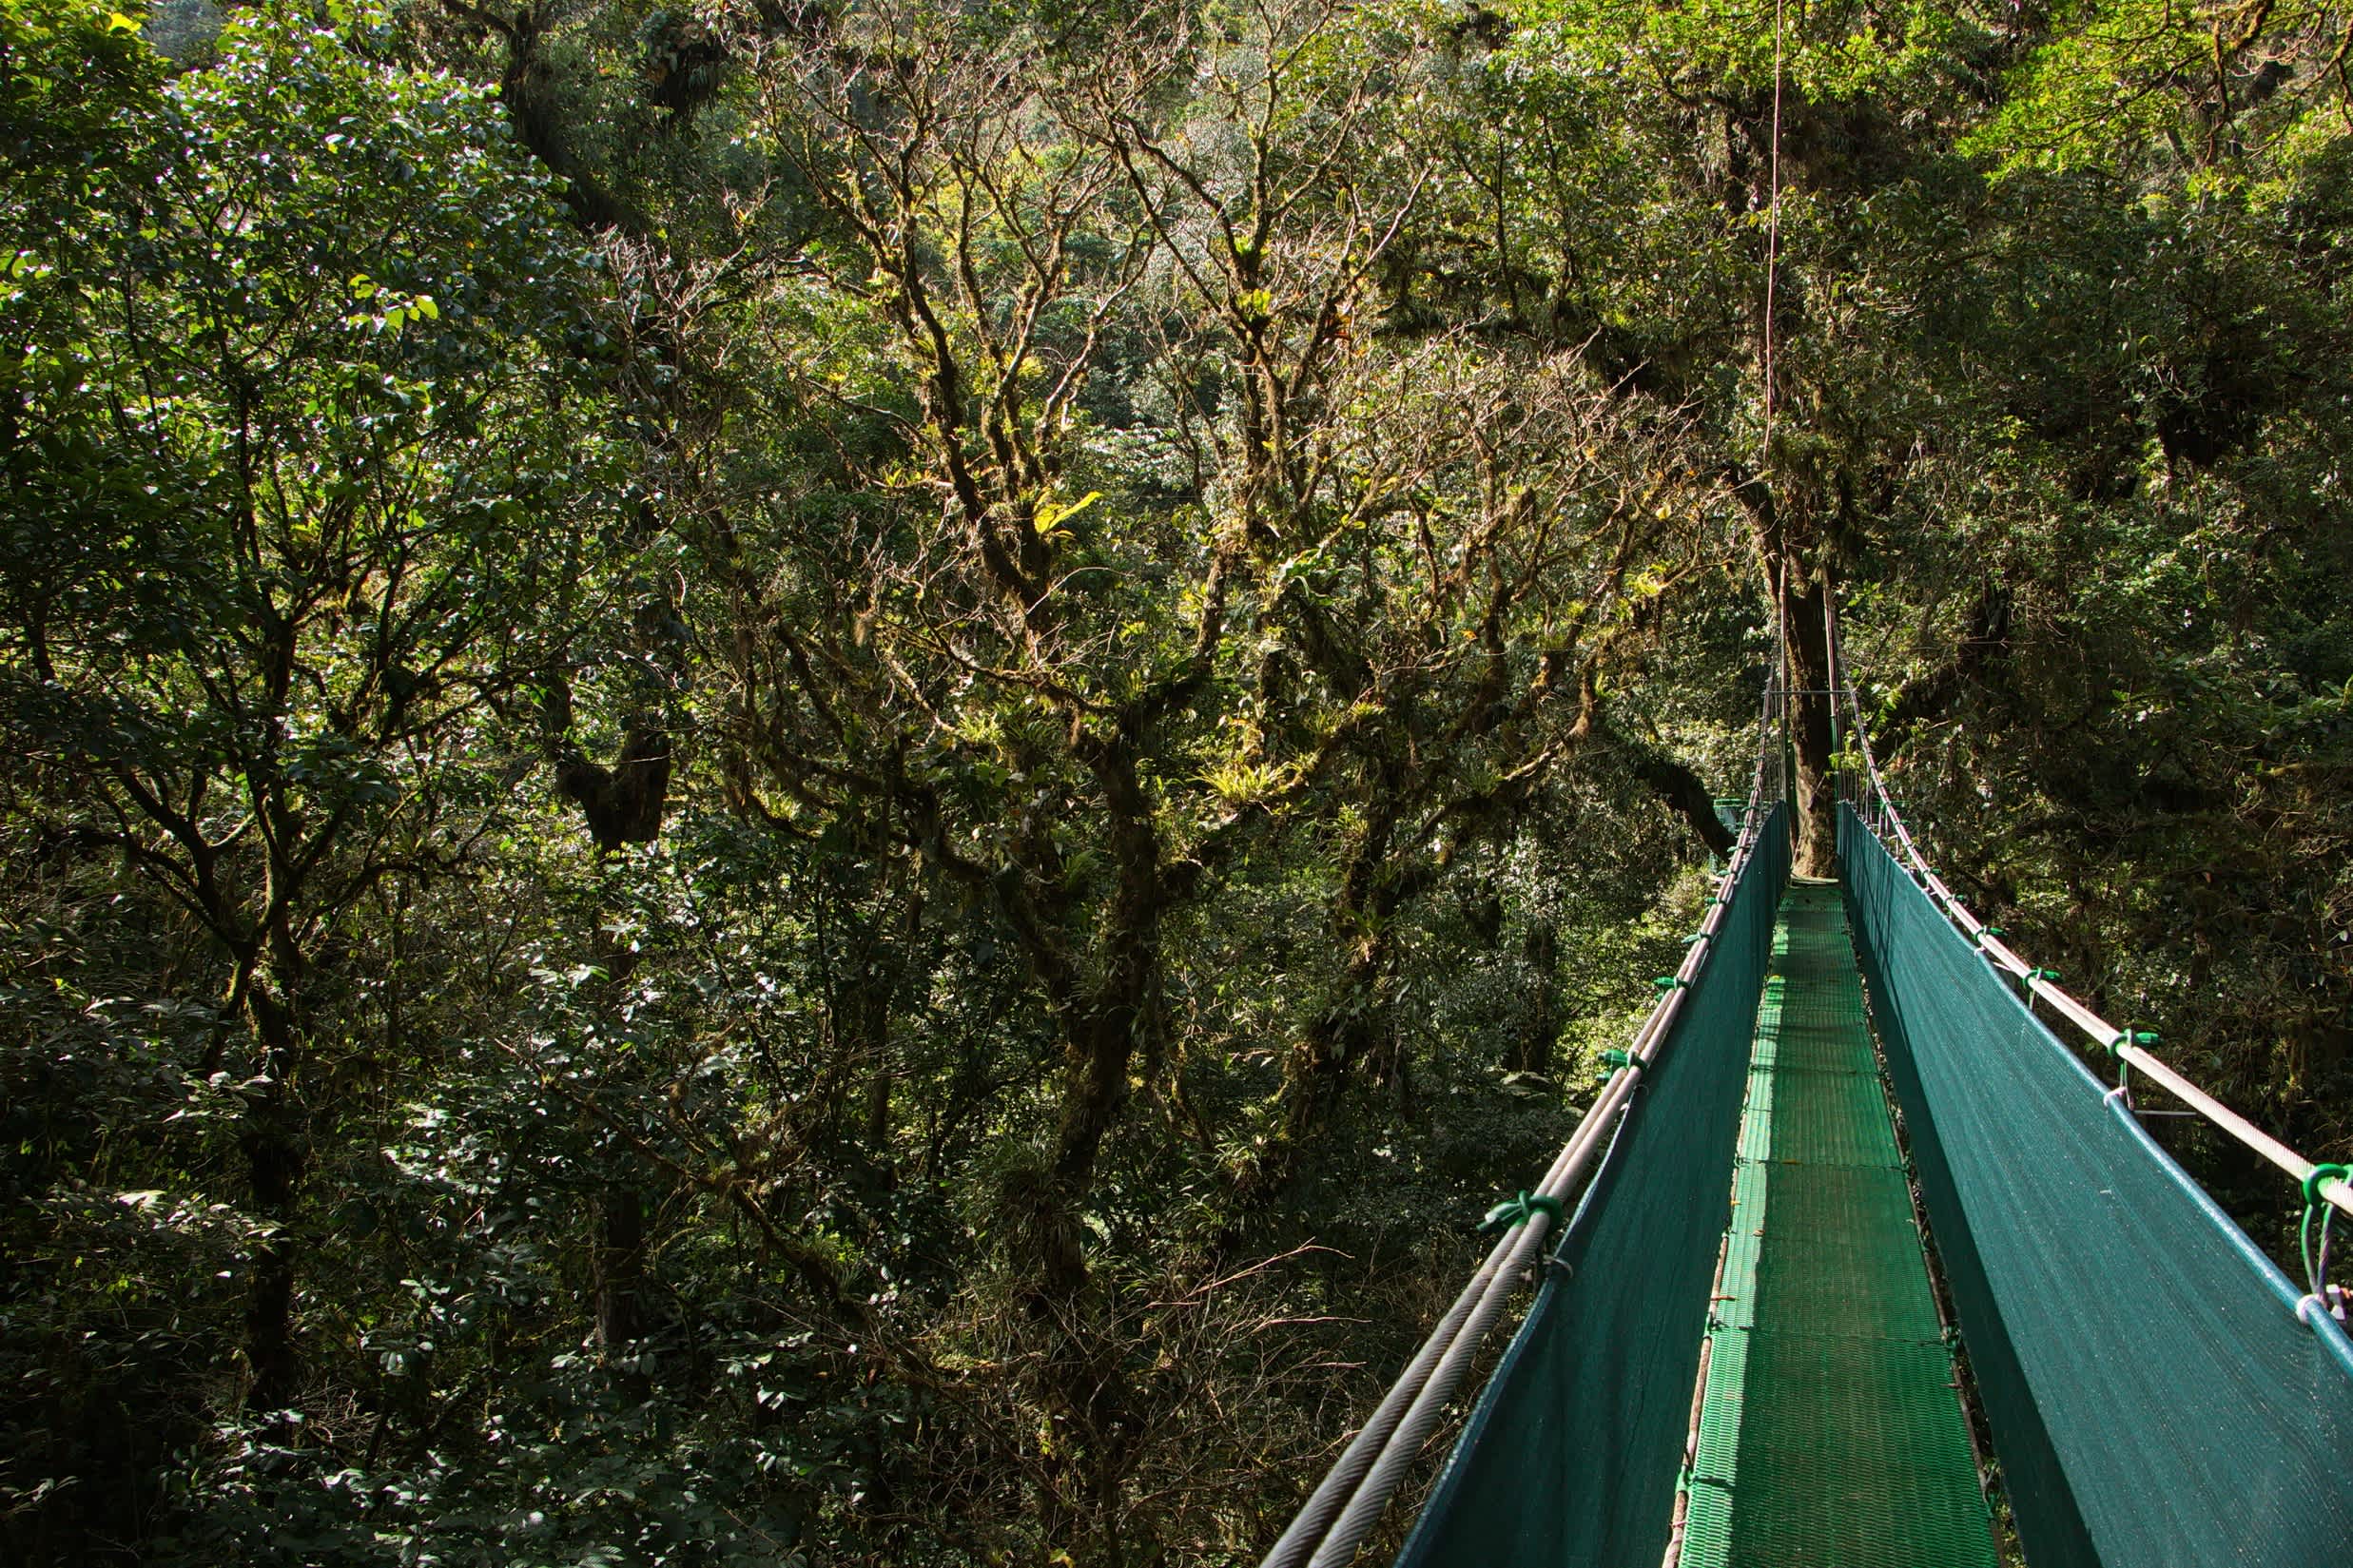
(2304, 1163, 2351, 1207)
(1653, 975, 1688, 991)
(2024, 967, 2060, 983)
(1973, 926, 2006, 947)
(1683, 932, 1710, 945)
(1479, 1190, 1565, 1235)
(2110, 1028, 2158, 1056)
(1600, 1047, 1634, 1070)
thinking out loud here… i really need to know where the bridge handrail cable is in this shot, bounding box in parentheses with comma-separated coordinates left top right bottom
(1828, 595, 2353, 1224)
(1257, 675, 1791, 1568)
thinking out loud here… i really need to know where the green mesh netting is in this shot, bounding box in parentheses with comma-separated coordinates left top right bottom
(1842, 805, 2353, 1568)
(1681, 882, 1993, 1568)
(1393, 805, 1788, 1568)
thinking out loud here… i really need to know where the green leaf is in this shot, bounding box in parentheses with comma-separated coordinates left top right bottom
(1034, 490, 1100, 534)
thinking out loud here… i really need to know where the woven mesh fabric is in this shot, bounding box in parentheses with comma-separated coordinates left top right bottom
(1843, 805, 2353, 1567)
(1392, 806, 1788, 1568)
(1682, 881, 1993, 1568)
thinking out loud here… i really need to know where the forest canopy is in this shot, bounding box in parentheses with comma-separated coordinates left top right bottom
(3, 0, 2349, 1561)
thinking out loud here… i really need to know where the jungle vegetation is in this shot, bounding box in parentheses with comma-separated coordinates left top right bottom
(3, 0, 2349, 1560)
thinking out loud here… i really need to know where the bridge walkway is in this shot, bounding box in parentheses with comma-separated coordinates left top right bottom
(1679, 880, 1995, 1568)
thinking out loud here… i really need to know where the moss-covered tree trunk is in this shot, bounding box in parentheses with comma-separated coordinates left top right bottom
(1783, 571, 1839, 878)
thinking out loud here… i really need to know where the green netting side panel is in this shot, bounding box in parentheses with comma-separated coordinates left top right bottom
(1393, 806, 1788, 1568)
(1841, 806, 2353, 1568)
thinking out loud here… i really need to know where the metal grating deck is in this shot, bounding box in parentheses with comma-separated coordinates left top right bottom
(1679, 881, 1995, 1568)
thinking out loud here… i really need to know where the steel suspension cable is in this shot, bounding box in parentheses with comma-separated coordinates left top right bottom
(1827, 598, 2352, 1230)
(1762, 0, 1785, 470)
(1258, 678, 1788, 1568)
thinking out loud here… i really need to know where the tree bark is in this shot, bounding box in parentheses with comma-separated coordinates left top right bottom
(589, 910, 654, 1358)
(1783, 572, 1839, 878)
(1509, 919, 1561, 1076)
(240, 980, 306, 1414)
(1606, 719, 1739, 856)
(593, 1191, 648, 1349)
(1734, 463, 1839, 877)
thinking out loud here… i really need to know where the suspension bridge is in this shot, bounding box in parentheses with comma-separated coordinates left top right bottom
(1261, 634, 2353, 1568)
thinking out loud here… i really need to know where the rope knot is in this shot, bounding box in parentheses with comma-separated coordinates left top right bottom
(1479, 1191, 1564, 1236)
(2304, 1163, 2350, 1207)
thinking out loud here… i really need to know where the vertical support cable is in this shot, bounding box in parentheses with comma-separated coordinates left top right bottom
(1824, 588, 1843, 803)
(1764, 0, 1789, 816)
(1761, 0, 1785, 467)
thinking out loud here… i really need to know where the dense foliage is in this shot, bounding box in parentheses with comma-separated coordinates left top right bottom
(2, 0, 2346, 1560)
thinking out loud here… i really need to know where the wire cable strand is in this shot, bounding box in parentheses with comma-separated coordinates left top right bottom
(1762, 0, 1786, 469)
